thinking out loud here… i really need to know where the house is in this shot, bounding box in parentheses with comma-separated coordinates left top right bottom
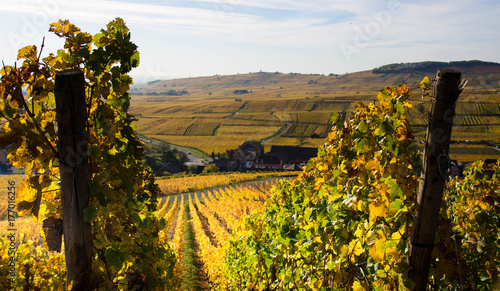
(249, 146, 318, 171)
(268, 146, 318, 166)
(232, 141, 263, 165)
(283, 163, 302, 171)
(252, 155, 283, 170)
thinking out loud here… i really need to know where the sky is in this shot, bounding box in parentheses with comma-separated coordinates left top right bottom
(0, 0, 499, 84)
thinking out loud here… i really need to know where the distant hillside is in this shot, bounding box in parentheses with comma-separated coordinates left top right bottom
(129, 60, 500, 162)
(372, 60, 500, 74)
(132, 60, 500, 100)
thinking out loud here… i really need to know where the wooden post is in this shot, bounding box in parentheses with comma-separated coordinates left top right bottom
(55, 69, 93, 290)
(408, 69, 462, 290)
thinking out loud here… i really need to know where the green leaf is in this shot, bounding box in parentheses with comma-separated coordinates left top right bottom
(354, 138, 371, 154)
(389, 199, 403, 211)
(106, 96, 125, 109)
(0, 101, 17, 119)
(105, 248, 126, 269)
(326, 260, 335, 270)
(386, 179, 403, 199)
(83, 206, 98, 222)
(130, 51, 140, 69)
(329, 112, 340, 125)
(358, 121, 368, 133)
(46, 92, 56, 107)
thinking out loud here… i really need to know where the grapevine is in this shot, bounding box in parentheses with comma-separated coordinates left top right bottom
(163, 197, 178, 231)
(436, 160, 500, 289)
(194, 194, 230, 245)
(172, 196, 185, 253)
(221, 84, 500, 290)
(158, 196, 172, 218)
(188, 194, 227, 288)
(223, 85, 421, 290)
(0, 18, 177, 289)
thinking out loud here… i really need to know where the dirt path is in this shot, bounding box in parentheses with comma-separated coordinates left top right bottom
(224, 102, 248, 119)
(182, 204, 210, 290)
(261, 122, 292, 144)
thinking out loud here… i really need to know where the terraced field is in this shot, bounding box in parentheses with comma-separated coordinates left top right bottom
(130, 68, 500, 162)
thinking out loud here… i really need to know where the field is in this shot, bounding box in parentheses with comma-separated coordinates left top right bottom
(158, 180, 279, 289)
(130, 69, 500, 162)
(0, 176, 281, 290)
(156, 171, 298, 196)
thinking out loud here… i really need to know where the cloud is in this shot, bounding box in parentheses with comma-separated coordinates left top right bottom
(0, 0, 354, 47)
(1, 0, 499, 80)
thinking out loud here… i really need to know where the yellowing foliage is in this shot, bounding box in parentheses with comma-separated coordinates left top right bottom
(220, 84, 500, 290)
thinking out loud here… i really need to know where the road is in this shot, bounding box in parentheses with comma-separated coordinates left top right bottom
(224, 102, 248, 119)
(261, 122, 292, 144)
(138, 137, 211, 166)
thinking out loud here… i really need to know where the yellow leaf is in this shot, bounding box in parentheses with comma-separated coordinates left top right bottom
(17, 45, 36, 60)
(355, 227, 363, 238)
(341, 244, 349, 258)
(352, 157, 365, 169)
(314, 177, 325, 190)
(365, 159, 380, 171)
(353, 280, 369, 291)
(369, 239, 385, 261)
(17, 182, 38, 203)
(350, 240, 363, 256)
(419, 77, 430, 90)
(37, 203, 47, 221)
(369, 200, 388, 221)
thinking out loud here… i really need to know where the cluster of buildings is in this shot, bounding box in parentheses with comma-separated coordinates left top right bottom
(211, 141, 318, 172)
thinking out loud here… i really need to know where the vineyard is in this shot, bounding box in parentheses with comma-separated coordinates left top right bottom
(3, 83, 500, 289)
(1, 18, 500, 290)
(133, 93, 500, 161)
(130, 68, 500, 160)
(2, 154, 499, 290)
(0, 181, 278, 290)
(156, 171, 297, 196)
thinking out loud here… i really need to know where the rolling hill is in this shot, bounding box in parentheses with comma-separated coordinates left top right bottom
(129, 61, 500, 162)
(132, 60, 500, 99)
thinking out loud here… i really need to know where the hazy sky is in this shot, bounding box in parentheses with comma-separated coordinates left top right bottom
(1, 0, 499, 84)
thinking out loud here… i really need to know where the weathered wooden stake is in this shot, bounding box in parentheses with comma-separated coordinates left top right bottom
(55, 69, 93, 290)
(408, 69, 462, 290)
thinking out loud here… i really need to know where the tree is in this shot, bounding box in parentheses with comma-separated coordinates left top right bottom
(188, 164, 198, 174)
(202, 164, 220, 174)
(0, 19, 177, 289)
